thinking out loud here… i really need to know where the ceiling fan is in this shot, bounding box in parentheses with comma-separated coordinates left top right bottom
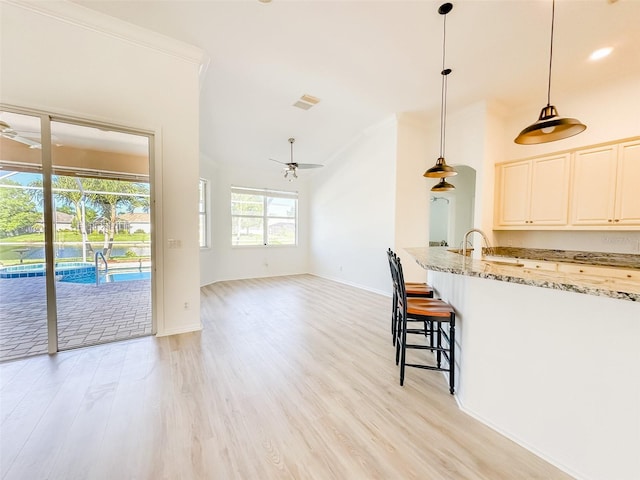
(269, 137, 323, 181)
(0, 120, 41, 149)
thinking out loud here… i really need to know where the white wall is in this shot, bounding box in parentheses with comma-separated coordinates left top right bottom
(496, 230, 640, 255)
(445, 101, 493, 233)
(200, 163, 310, 285)
(309, 118, 396, 294)
(394, 115, 430, 282)
(493, 73, 640, 254)
(0, 2, 205, 336)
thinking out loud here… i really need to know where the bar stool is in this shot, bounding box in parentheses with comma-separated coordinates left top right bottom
(387, 249, 434, 345)
(392, 254, 456, 394)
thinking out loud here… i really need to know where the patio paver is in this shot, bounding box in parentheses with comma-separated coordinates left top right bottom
(0, 276, 152, 362)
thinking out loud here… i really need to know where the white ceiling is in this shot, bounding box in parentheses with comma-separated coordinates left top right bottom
(71, 0, 640, 172)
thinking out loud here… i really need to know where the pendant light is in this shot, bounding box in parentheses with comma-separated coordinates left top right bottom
(514, 0, 586, 145)
(431, 177, 456, 192)
(424, 2, 457, 190)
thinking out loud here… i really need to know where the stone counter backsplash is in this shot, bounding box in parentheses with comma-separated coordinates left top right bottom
(489, 247, 640, 269)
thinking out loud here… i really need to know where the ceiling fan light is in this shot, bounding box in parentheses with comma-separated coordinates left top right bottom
(514, 105, 586, 145)
(431, 177, 456, 192)
(424, 157, 458, 178)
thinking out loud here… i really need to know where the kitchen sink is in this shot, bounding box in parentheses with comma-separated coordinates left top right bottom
(481, 255, 525, 267)
(447, 248, 472, 256)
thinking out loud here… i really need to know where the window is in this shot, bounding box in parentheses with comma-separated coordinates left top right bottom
(231, 187, 297, 246)
(199, 179, 209, 248)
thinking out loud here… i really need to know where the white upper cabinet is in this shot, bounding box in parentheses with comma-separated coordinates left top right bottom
(571, 145, 617, 225)
(496, 160, 530, 226)
(495, 138, 640, 231)
(571, 139, 640, 227)
(495, 153, 570, 228)
(615, 140, 640, 225)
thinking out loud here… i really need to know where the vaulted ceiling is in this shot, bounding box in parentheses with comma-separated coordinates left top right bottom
(72, 0, 640, 172)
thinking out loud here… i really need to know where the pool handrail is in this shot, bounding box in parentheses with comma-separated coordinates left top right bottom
(95, 251, 108, 286)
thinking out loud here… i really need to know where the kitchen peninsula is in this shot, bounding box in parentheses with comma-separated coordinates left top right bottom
(405, 246, 640, 480)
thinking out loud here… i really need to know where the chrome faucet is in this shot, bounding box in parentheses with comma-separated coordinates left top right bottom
(462, 229, 493, 257)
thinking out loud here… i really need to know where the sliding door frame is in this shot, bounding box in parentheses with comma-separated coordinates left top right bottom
(1, 104, 157, 355)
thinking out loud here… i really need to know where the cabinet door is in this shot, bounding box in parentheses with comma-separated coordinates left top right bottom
(530, 154, 570, 225)
(615, 140, 640, 225)
(571, 145, 617, 225)
(496, 161, 530, 225)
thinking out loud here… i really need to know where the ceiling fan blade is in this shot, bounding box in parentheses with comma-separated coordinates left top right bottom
(269, 157, 289, 165)
(295, 163, 324, 169)
(1, 132, 41, 149)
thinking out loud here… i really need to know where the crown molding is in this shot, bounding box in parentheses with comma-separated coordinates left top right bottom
(4, 0, 209, 74)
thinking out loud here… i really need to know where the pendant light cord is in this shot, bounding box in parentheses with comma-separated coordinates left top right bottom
(440, 10, 448, 159)
(547, 0, 555, 107)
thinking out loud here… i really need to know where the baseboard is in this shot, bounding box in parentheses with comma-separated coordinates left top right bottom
(309, 273, 390, 297)
(156, 323, 202, 337)
(457, 400, 585, 480)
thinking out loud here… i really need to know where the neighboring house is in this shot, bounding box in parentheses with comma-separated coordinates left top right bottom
(118, 212, 151, 234)
(34, 211, 74, 232)
(89, 216, 125, 235)
(89, 214, 150, 235)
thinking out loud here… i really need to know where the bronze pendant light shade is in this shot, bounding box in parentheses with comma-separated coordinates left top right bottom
(431, 177, 456, 192)
(515, 0, 586, 145)
(424, 2, 458, 189)
(425, 156, 457, 178)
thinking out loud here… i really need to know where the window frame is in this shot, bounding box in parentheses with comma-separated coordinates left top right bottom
(231, 186, 298, 247)
(199, 178, 209, 248)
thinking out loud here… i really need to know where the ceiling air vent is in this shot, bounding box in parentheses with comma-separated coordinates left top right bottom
(293, 94, 320, 110)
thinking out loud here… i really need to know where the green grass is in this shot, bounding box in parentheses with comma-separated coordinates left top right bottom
(0, 231, 151, 266)
(0, 231, 150, 243)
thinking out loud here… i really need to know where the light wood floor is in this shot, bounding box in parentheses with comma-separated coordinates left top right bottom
(0, 274, 573, 480)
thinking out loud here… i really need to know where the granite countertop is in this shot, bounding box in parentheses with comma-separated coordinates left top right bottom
(405, 246, 640, 302)
(490, 246, 640, 269)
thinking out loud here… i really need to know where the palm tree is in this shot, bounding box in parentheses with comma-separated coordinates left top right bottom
(84, 179, 149, 259)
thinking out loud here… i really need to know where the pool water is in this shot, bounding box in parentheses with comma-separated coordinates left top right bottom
(0, 262, 94, 279)
(61, 268, 151, 284)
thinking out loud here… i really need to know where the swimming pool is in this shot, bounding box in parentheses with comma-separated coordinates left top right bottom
(0, 262, 95, 279)
(61, 268, 151, 284)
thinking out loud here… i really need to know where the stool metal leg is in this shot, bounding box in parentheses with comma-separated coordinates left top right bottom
(436, 322, 442, 368)
(449, 314, 455, 394)
(391, 289, 398, 345)
(399, 312, 408, 386)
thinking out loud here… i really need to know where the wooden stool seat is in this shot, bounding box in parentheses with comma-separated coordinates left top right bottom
(407, 299, 454, 318)
(405, 283, 434, 297)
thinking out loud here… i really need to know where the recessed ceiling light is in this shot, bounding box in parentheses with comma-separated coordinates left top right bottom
(258, 0, 272, 3)
(589, 47, 613, 61)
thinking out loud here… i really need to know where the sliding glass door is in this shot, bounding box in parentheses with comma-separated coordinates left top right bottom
(0, 111, 49, 360)
(0, 109, 154, 360)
